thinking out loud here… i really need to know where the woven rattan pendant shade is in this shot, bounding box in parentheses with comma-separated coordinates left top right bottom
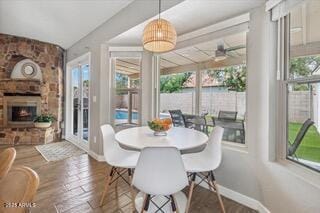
(143, 18, 177, 53)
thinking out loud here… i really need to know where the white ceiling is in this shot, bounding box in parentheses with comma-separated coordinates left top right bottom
(109, 0, 264, 45)
(161, 31, 247, 69)
(290, 0, 320, 46)
(118, 31, 247, 75)
(0, 0, 133, 49)
(116, 58, 141, 76)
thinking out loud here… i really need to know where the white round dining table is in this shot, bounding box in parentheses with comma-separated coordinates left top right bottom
(115, 126, 208, 153)
(115, 126, 209, 212)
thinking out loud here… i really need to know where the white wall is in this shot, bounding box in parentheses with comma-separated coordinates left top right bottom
(140, 51, 155, 125)
(213, 6, 320, 213)
(66, 0, 183, 155)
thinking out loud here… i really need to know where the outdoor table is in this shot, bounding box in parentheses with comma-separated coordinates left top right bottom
(215, 119, 245, 143)
(183, 114, 245, 143)
(215, 119, 244, 130)
(115, 126, 208, 212)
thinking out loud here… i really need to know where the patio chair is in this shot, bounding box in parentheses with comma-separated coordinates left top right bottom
(288, 119, 314, 158)
(232, 120, 246, 143)
(218, 111, 237, 121)
(194, 116, 207, 133)
(169, 110, 186, 127)
(181, 114, 208, 134)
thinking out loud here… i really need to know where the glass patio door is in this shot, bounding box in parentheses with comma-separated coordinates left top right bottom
(67, 54, 90, 150)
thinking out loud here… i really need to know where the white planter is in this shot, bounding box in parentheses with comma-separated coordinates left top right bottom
(34, 122, 51, 128)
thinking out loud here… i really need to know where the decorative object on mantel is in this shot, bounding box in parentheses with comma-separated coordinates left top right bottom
(35, 141, 85, 162)
(148, 118, 172, 136)
(10, 59, 42, 81)
(33, 114, 55, 128)
(142, 0, 177, 53)
(21, 62, 37, 78)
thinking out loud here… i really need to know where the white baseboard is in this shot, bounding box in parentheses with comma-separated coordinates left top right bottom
(65, 139, 105, 162)
(88, 150, 105, 161)
(199, 182, 270, 213)
(219, 185, 269, 213)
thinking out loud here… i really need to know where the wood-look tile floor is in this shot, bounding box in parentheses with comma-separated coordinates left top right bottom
(0, 145, 257, 213)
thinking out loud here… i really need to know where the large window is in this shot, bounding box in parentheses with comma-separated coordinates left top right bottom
(158, 31, 247, 144)
(284, 1, 320, 171)
(160, 71, 196, 116)
(201, 65, 246, 143)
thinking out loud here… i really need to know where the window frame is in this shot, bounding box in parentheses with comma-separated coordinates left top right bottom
(279, 13, 320, 173)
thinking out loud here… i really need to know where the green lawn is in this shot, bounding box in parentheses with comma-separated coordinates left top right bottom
(288, 123, 320, 163)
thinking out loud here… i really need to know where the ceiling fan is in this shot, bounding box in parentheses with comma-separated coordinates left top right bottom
(210, 43, 246, 61)
(190, 42, 246, 61)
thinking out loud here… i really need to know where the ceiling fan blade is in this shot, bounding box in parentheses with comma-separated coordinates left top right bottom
(225, 45, 246, 52)
(199, 50, 216, 53)
(182, 49, 215, 52)
(226, 52, 235, 57)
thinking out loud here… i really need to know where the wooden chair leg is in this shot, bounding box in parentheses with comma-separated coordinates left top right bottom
(208, 171, 225, 213)
(141, 194, 150, 213)
(115, 177, 120, 209)
(212, 180, 225, 213)
(100, 167, 115, 206)
(128, 169, 136, 210)
(170, 194, 180, 213)
(185, 173, 196, 213)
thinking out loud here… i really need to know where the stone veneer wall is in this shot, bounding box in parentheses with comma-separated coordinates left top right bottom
(0, 33, 64, 143)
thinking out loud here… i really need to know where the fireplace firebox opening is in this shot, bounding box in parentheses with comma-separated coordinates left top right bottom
(3, 95, 41, 127)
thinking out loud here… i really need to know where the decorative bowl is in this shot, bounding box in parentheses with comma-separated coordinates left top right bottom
(147, 118, 172, 136)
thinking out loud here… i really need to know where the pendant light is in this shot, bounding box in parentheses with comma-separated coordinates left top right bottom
(142, 0, 177, 53)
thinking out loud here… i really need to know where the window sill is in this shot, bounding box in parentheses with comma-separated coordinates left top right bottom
(222, 140, 248, 154)
(277, 159, 320, 189)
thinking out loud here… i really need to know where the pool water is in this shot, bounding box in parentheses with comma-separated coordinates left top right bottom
(115, 110, 139, 120)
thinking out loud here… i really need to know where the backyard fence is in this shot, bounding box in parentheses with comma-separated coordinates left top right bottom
(159, 91, 247, 117)
(288, 91, 310, 123)
(116, 91, 318, 127)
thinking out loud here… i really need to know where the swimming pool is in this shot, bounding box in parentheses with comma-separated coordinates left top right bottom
(115, 110, 139, 120)
(115, 110, 171, 120)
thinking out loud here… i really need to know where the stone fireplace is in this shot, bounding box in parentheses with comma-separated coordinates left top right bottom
(3, 94, 41, 127)
(0, 33, 64, 145)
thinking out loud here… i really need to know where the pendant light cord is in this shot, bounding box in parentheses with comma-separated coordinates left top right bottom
(158, 0, 161, 20)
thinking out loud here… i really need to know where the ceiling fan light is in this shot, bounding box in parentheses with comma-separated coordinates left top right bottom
(215, 49, 227, 61)
(143, 18, 177, 53)
(215, 55, 227, 62)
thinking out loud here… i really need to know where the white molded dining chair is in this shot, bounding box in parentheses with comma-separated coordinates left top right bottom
(182, 126, 225, 213)
(100, 124, 140, 207)
(132, 147, 189, 213)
